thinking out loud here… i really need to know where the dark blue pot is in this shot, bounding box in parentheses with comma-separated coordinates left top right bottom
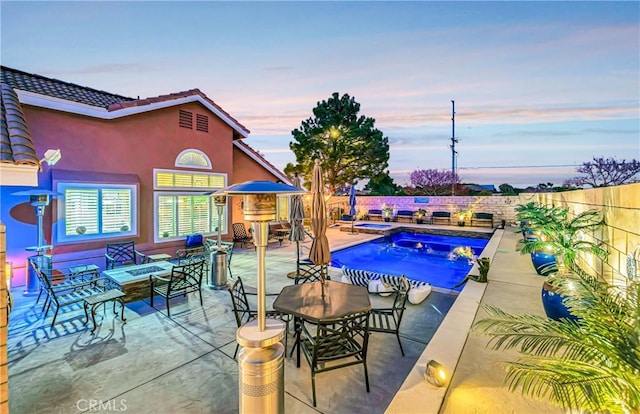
(541, 281, 578, 321)
(530, 252, 557, 276)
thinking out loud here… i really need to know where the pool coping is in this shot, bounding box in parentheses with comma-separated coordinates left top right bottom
(384, 229, 504, 413)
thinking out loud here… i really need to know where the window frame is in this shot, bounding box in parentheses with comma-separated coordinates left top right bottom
(174, 149, 212, 170)
(55, 182, 138, 244)
(153, 168, 228, 244)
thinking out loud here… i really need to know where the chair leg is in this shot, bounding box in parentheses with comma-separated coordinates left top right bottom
(166, 297, 170, 317)
(311, 371, 317, 407)
(233, 344, 239, 359)
(198, 289, 203, 306)
(396, 333, 405, 357)
(50, 306, 59, 327)
(364, 360, 370, 392)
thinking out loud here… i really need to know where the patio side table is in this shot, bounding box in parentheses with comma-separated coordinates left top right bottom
(83, 289, 127, 334)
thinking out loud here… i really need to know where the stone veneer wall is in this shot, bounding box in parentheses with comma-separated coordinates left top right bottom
(527, 182, 640, 288)
(0, 223, 7, 413)
(326, 195, 520, 226)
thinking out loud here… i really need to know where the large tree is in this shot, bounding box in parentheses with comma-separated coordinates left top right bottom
(564, 157, 640, 188)
(409, 168, 460, 195)
(286, 92, 389, 193)
(363, 171, 401, 196)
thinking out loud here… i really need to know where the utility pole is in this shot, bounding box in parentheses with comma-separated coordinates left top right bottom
(450, 100, 458, 196)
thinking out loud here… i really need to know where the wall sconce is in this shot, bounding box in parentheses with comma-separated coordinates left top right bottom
(40, 149, 62, 166)
(425, 360, 448, 387)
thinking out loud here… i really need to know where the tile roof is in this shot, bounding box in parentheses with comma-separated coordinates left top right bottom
(0, 83, 40, 167)
(108, 89, 250, 135)
(1, 66, 134, 108)
(0, 66, 250, 136)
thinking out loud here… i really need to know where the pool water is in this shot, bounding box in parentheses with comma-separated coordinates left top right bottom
(354, 223, 392, 229)
(331, 231, 489, 290)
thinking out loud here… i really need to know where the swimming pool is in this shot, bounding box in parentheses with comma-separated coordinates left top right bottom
(331, 231, 490, 290)
(354, 223, 392, 229)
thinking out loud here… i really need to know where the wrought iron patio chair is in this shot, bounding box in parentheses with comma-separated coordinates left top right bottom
(105, 241, 146, 269)
(228, 277, 290, 358)
(232, 223, 254, 249)
(31, 261, 105, 327)
(149, 257, 206, 317)
(295, 261, 330, 285)
(369, 276, 410, 356)
(298, 311, 371, 407)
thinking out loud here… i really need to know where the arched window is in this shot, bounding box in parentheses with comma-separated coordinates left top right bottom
(175, 149, 211, 169)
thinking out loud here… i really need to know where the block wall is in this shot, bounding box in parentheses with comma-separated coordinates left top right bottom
(326, 195, 520, 227)
(530, 182, 640, 288)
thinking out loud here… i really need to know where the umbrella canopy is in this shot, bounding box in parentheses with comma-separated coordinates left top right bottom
(309, 159, 331, 266)
(289, 174, 306, 261)
(349, 184, 356, 217)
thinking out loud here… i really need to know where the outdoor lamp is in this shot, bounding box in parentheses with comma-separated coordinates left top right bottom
(425, 360, 448, 387)
(214, 180, 303, 414)
(40, 149, 62, 166)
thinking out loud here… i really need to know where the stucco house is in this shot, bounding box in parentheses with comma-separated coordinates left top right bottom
(0, 66, 290, 287)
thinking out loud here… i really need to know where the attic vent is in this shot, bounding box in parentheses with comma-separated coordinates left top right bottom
(179, 110, 193, 129)
(196, 114, 209, 132)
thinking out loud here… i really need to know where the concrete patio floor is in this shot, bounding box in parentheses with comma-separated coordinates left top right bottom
(7, 223, 561, 413)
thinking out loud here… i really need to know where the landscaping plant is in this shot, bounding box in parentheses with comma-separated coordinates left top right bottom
(473, 269, 640, 413)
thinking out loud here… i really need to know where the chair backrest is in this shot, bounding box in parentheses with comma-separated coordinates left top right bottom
(170, 258, 206, 291)
(391, 277, 410, 325)
(432, 211, 450, 218)
(312, 311, 370, 363)
(30, 261, 53, 292)
(106, 241, 138, 267)
(473, 212, 493, 220)
(296, 262, 329, 284)
(279, 220, 291, 230)
(228, 277, 252, 328)
(232, 223, 251, 240)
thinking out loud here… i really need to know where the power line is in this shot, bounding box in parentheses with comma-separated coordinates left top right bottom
(459, 164, 580, 170)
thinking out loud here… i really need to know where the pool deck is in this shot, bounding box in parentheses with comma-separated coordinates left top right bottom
(7, 222, 560, 413)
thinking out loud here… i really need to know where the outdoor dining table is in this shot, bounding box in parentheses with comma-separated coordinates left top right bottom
(273, 280, 372, 366)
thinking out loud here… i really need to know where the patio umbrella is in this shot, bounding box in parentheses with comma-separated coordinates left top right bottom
(289, 174, 306, 273)
(309, 159, 330, 278)
(349, 184, 357, 217)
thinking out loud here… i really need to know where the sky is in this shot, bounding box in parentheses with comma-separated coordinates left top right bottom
(1, 1, 638, 188)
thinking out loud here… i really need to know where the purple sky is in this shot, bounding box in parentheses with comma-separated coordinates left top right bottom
(2, 1, 638, 187)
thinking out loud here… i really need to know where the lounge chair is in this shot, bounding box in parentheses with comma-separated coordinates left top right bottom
(430, 211, 451, 225)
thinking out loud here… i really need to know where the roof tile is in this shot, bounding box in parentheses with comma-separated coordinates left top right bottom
(0, 83, 40, 167)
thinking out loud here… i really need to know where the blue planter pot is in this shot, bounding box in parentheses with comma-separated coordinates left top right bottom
(541, 280, 578, 321)
(530, 252, 557, 276)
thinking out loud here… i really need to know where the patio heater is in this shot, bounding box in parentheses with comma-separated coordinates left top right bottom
(207, 193, 228, 290)
(11, 190, 62, 296)
(214, 181, 303, 414)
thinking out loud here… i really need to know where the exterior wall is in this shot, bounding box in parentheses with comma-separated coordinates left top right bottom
(231, 147, 283, 227)
(1, 223, 7, 413)
(1, 101, 251, 286)
(326, 195, 520, 226)
(529, 182, 640, 288)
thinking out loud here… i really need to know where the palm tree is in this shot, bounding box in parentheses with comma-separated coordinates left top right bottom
(515, 209, 607, 274)
(473, 269, 640, 413)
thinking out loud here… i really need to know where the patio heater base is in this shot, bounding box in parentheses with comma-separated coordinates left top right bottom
(237, 318, 286, 414)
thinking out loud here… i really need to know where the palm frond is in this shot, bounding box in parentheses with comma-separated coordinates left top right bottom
(474, 270, 640, 413)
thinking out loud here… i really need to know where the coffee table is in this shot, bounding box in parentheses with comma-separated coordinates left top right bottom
(102, 261, 174, 302)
